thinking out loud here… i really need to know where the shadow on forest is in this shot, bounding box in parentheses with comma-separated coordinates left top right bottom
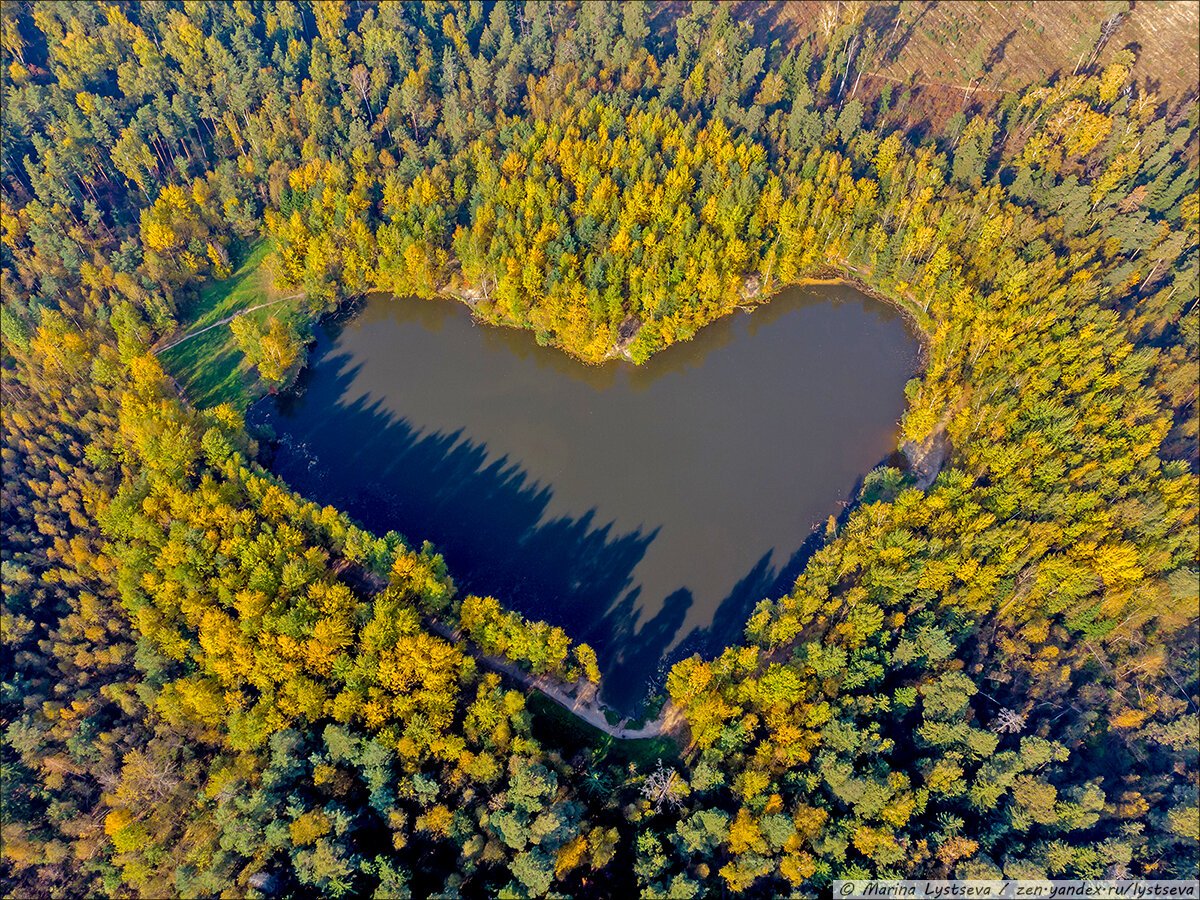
(253, 340, 837, 713)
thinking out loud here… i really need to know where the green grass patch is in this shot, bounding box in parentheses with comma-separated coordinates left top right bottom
(526, 692, 680, 770)
(159, 238, 302, 410)
(180, 238, 276, 331)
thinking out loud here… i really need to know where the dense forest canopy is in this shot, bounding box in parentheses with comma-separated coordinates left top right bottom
(1, 1, 1197, 897)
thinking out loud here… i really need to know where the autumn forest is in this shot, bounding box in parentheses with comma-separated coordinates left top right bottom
(1, 1, 1198, 898)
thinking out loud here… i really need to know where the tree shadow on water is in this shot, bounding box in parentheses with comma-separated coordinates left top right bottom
(665, 540, 817, 686)
(253, 328, 906, 716)
(669, 450, 911, 683)
(595, 586, 695, 712)
(254, 348, 692, 712)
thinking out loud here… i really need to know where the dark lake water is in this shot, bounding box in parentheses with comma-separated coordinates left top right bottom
(253, 285, 920, 712)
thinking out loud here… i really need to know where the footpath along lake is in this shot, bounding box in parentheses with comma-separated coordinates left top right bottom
(252, 284, 921, 712)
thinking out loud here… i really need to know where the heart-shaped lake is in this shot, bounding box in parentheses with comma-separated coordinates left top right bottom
(253, 284, 921, 712)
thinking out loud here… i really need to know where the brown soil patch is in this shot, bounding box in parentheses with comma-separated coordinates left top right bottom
(726, 1, 1197, 102)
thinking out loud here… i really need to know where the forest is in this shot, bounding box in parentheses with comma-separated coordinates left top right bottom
(1, 1, 1197, 897)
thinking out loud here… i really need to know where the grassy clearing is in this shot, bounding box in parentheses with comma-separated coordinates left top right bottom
(526, 692, 681, 770)
(159, 238, 301, 410)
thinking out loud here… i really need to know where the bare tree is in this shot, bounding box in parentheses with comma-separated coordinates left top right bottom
(350, 64, 373, 117)
(641, 761, 686, 813)
(1086, 12, 1125, 72)
(992, 708, 1027, 735)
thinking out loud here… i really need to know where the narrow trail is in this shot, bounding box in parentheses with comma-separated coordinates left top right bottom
(153, 294, 302, 354)
(423, 619, 684, 742)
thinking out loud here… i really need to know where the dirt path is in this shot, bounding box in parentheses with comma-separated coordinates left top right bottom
(423, 618, 684, 742)
(154, 294, 302, 355)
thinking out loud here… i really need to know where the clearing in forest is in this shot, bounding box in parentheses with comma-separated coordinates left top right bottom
(158, 239, 301, 409)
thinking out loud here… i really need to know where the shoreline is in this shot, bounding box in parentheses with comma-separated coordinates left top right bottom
(243, 269, 939, 741)
(428, 264, 934, 370)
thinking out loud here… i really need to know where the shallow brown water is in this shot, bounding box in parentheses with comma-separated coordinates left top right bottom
(254, 285, 920, 711)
